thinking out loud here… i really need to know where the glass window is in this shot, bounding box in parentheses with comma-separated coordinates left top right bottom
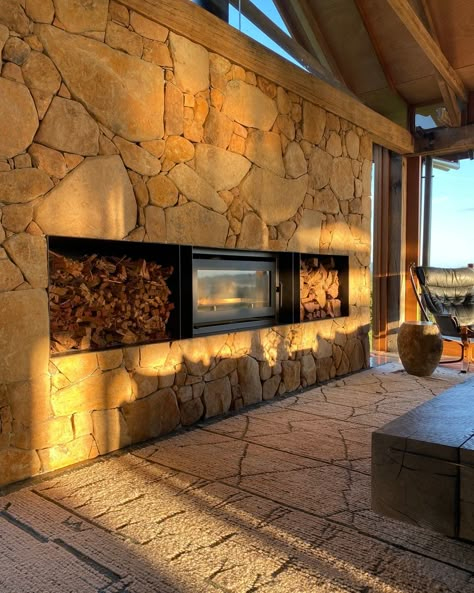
(427, 158, 474, 267)
(228, 2, 302, 68)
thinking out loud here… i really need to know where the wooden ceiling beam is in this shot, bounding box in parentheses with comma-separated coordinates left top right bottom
(118, 0, 414, 154)
(437, 79, 462, 127)
(413, 123, 474, 156)
(386, 0, 468, 102)
(353, 0, 401, 97)
(419, 0, 463, 127)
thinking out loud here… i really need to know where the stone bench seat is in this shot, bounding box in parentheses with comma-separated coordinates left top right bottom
(371, 378, 474, 541)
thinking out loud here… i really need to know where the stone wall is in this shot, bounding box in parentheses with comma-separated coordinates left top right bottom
(0, 0, 372, 486)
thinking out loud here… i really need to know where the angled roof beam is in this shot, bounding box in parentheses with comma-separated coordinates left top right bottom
(386, 0, 467, 102)
(353, 0, 400, 97)
(273, 0, 349, 89)
(227, 0, 353, 95)
(419, 0, 462, 127)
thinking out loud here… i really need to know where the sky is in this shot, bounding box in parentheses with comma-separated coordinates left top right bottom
(429, 159, 474, 268)
(225, 0, 474, 269)
(228, 0, 300, 67)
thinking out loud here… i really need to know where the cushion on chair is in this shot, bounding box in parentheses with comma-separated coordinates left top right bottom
(416, 266, 474, 330)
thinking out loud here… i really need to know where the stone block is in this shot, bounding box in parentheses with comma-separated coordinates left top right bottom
(164, 136, 194, 163)
(92, 408, 131, 455)
(34, 156, 137, 240)
(3, 37, 31, 65)
(262, 374, 280, 400)
(195, 144, 251, 192)
(282, 360, 301, 392)
(121, 387, 180, 443)
(132, 372, 159, 399)
(302, 101, 326, 144)
(37, 25, 164, 142)
(51, 368, 132, 416)
(168, 164, 227, 214)
(203, 377, 232, 418)
(72, 412, 93, 438)
(140, 342, 171, 368)
(53, 352, 98, 383)
(240, 166, 308, 225)
(205, 358, 237, 382)
(330, 157, 354, 200)
(4, 233, 47, 288)
(236, 212, 269, 250)
(25, 0, 54, 24)
(28, 143, 67, 178)
(223, 80, 277, 131)
(169, 32, 209, 95)
(0, 1, 30, 35)
(53, 0, 108, 33)
(35, 96, 99, 156)
(148, 175, 178, 208)
(284, 141, 307, 178)
(12, 415, 74, 450)
(38, 434, 99, 473)
(0, 167, 52, 204)
(105, 21, 143, 57)
(130, 11, 168, 41)
(244, 130, 284, 177)
(6, 375, 51, 428)
(0, 290, 49, 382)
(180, 398, 204, 426)
(114, 136, 161, 176)
(166, 202, 229, 247)
(203, 107, 233, 149)
(22, 51, 61, 95)
(300, 354, 316, 385)
(0, 448, 41, 487)
(237, 356, 262, 405)
(345, 129, 360, 159)
(308, 147, 333, 190)
(97, 349, 123, 371)
(164, 82, 183, 137)
(0, 259, 24, 291)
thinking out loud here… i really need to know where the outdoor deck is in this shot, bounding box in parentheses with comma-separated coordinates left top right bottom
(1, 363, 473, 593)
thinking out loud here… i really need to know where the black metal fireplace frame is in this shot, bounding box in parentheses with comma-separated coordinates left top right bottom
(46, 237, 350, 353)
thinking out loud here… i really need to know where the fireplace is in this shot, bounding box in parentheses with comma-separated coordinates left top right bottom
(47, 238, 349, 354)
(192, 249, 278, 334)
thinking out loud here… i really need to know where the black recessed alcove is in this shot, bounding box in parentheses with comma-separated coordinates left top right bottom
(47, 236, 349, 354)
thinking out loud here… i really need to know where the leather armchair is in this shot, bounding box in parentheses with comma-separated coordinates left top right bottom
(410, 264, 474, 370)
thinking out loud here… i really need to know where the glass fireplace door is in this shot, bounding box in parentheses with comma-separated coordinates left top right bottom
(192, 254, 276, 332)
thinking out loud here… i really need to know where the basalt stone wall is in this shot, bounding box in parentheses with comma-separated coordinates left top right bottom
(0, 0, 372, 486)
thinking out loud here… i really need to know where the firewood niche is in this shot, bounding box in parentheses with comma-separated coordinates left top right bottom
(300, 255, 345, 321)
(48, 237, 181, 354)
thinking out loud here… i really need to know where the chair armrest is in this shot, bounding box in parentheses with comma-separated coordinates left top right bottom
(435, 314, 461, 337)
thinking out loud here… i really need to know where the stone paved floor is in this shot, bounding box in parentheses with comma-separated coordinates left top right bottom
(1, 363, 474, 593)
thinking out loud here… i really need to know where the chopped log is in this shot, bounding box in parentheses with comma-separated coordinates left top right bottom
(300, 256, 341, 322)
(49, 251, 174, 353)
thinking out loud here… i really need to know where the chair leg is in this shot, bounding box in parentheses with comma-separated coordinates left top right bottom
(439, 338, 465, 365)
(461, 327, 470, 373)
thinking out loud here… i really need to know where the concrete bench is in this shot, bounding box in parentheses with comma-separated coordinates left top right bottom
(371, 378, 474, 541)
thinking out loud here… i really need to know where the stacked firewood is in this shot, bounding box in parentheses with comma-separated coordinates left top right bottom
(300, 256, 341, 321)
(49, 251, 174, 352)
